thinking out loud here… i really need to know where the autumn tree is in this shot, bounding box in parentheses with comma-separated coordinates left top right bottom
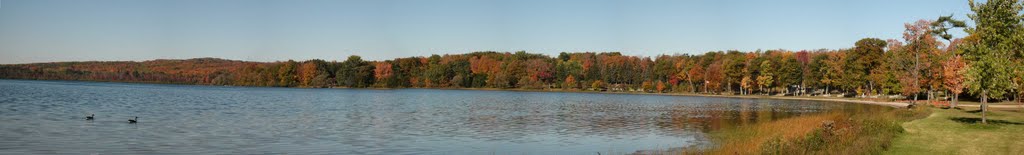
(821, 51, 845, 95)
(795, 50, 812, 96)
(874, 40, 905, 95)
(297, 60, 329, 88)
(844, 38, 887, 97)
(564, 75, 577, 89)
(469, 55, 500, 86)
(653, 55, 679, 82)
(894, 20, 944, 103)
(374, 62, 393, 86)
(740, 76, 752, 95)
(687, 63, 705, 93)
(422, 55, 446, 87)
(591, 80, 604, 91)
(777, 55, 803, 95)
(555, 60, 583, 88)
(943, 54, 967, 108)
(741, 52, 760, 95)
(336, 56, 375, 88)
(524, 59, 553, 89)
(723, 51, 748, 93)
(757, 60, 774, 95)
(387, 57, 423, 87)
(805, 52, 826, 93)
(672, 58, 690, 92)
(705, 61, 725, 94)
(277, 60, 298, 87)
(656, 80, 667, 93)
(642, 80, 654, 92)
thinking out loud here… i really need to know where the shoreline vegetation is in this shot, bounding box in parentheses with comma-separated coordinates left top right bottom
(676, 107, 932, 155)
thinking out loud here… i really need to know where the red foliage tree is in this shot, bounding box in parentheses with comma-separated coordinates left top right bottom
(374, 62, 393, 81)
(943, 55, 967, 107)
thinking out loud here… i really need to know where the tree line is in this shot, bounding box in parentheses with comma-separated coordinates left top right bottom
(1, 0, 1021, 122)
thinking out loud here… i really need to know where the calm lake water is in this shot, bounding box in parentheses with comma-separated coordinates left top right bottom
(0, 79, 887, 154)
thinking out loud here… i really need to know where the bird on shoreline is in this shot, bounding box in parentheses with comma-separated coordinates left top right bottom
(128, 117, 137, 123)
(85, 114, 94, 120)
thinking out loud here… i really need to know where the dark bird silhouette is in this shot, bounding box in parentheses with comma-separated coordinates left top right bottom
(128, 117, 138, 123)
(85, 114, 94, 120)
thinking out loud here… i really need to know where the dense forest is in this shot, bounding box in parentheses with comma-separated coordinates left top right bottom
(2, 0, 1023, 106)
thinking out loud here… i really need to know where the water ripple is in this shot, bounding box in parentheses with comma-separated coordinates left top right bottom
(0, 79, 886, 154)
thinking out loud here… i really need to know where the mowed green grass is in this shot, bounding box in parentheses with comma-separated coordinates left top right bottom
(886, 107, 1024, 155)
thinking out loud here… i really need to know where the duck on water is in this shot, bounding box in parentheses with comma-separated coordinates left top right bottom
(84, 114, 138, 123)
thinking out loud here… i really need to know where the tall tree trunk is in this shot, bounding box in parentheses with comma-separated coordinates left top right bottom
(869, 81, 874, 97)
(728, 82, 732, 95)
(704, 81, 708, 94)
(688, 77, 695, 93)
(932, 87, 937, 106)
(913, 93, 918, 105)
(912, 52, 920, 105)
(928, 89, 934, 107)
(759, 85, 763, 95)
(1011, 92, 1019, 105)
(982, 89, 988, 124)
(1011, 91, 1019, 106)
(946, 92, 954, 109)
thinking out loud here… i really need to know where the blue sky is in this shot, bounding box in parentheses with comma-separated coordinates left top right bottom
(0, 0, 972, 64)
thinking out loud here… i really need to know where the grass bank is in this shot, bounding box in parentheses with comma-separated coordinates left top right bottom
(670, 106, 931, 155)
(885, 107, 1024, 155)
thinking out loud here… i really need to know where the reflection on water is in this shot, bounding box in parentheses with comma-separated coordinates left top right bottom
(0, 79, 887, 154)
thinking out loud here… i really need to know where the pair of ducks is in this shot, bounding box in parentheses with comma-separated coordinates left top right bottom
(86, 114, 138, 123)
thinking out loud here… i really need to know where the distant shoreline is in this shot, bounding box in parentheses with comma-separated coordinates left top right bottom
(309, 84, 918, 108)
(437, 87, 914, 108)
(8, 78, 1022, 109)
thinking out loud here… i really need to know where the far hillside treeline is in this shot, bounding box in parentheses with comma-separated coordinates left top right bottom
(3, 1, 1024, 108)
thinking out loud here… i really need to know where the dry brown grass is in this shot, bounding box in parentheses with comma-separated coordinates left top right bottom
(681, 107, 931, 155)
(699, 113, 843, 155)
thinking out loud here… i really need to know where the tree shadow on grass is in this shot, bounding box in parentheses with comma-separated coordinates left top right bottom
(964, 109, 983, 113)
(949, 117, 1024, 125)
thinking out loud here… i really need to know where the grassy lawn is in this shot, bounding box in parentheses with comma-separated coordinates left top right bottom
(953, 100, 1024, 107)
(886, 107, 1024, 155)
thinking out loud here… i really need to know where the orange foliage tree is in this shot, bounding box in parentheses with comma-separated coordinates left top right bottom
(943, 55, 967, 107)
(374, 62, 393, 82)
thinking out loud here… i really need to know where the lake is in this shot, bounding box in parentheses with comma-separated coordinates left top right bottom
(0, 79, 887, 154)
